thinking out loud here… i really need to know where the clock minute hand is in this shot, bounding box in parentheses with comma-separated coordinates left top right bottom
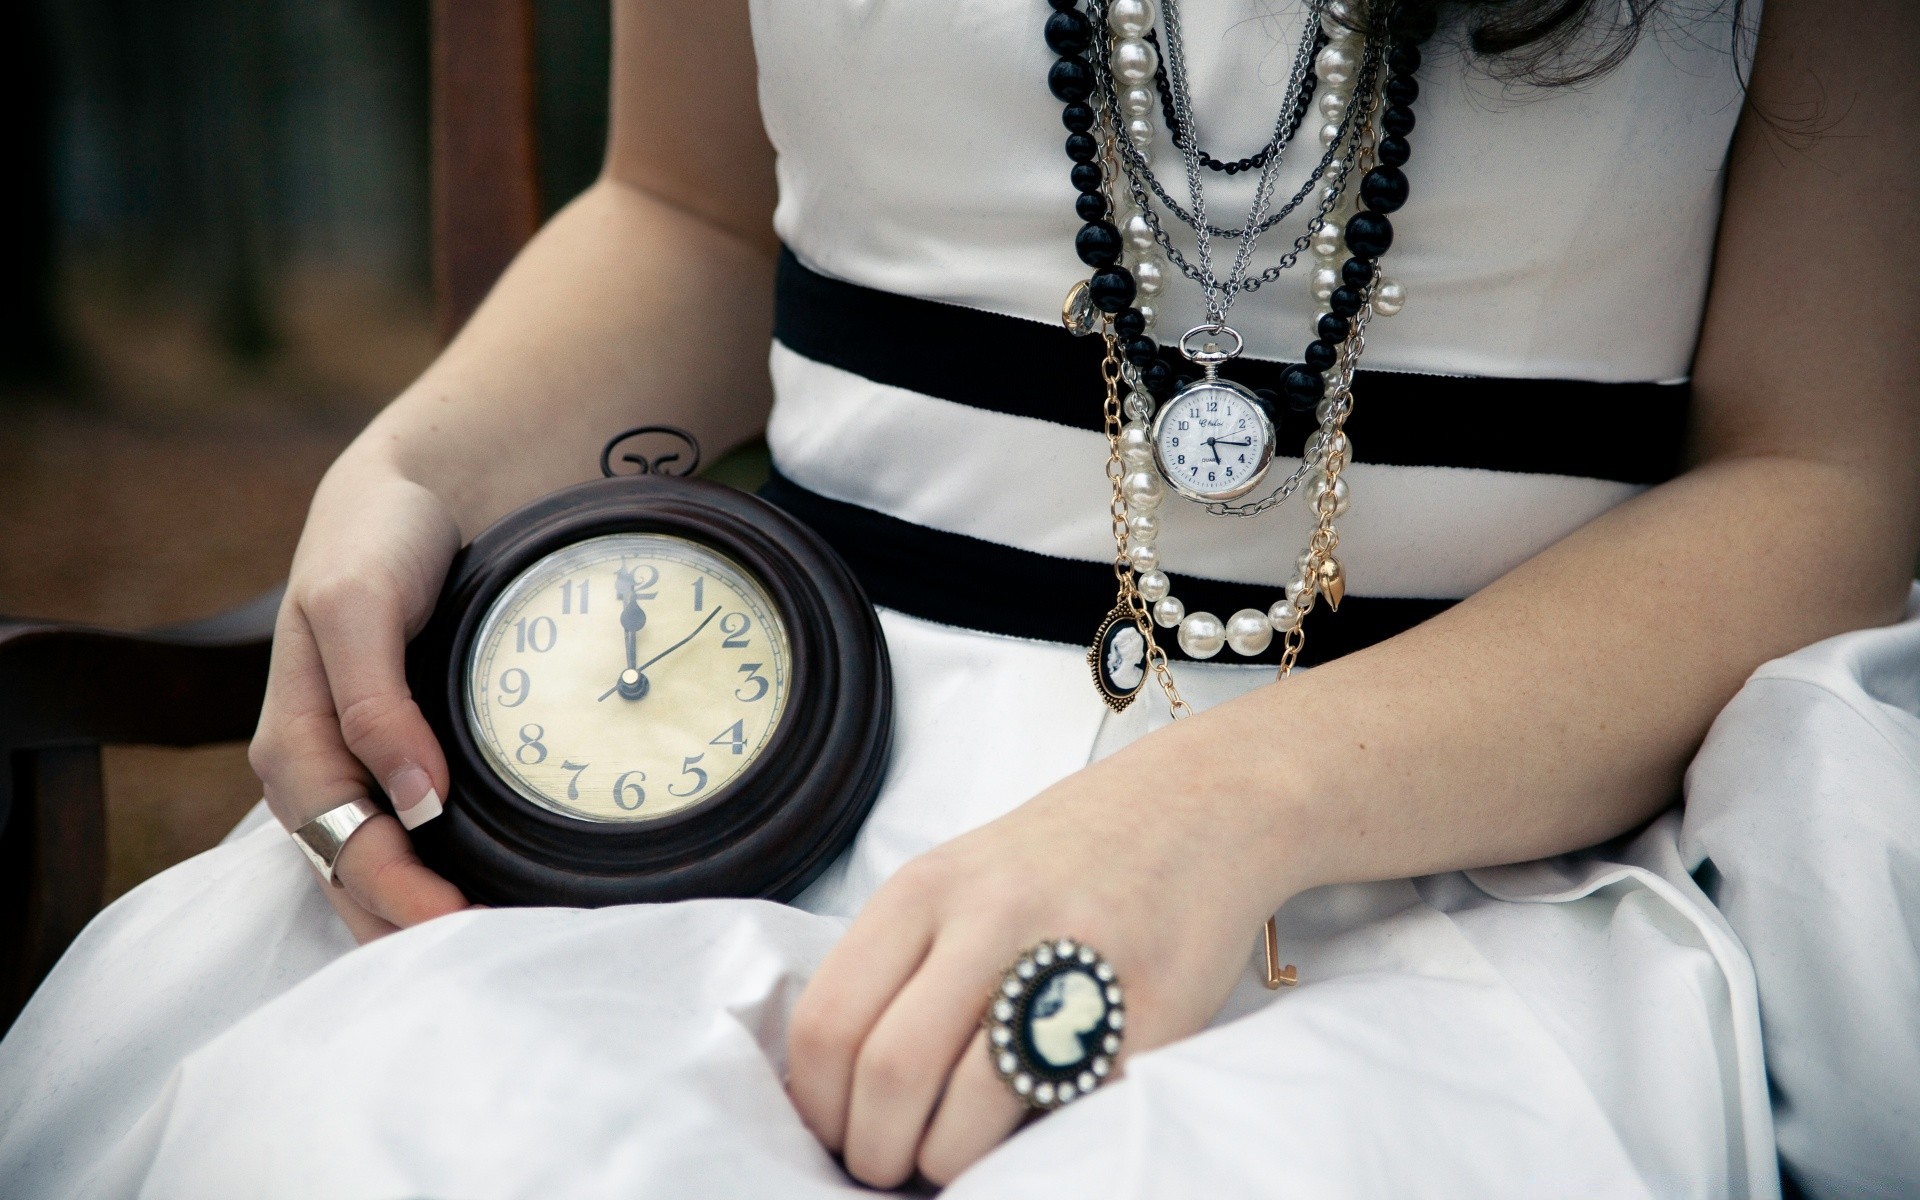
(635, 607, 723, 675)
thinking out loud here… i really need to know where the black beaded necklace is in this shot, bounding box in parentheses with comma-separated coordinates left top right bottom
(1147, 28, 1326, 176)
(1044, 0, 1433, 417)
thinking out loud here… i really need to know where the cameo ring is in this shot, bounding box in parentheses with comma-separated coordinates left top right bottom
(985, 938, 1125, 1110)
(290, 797, 383, 886)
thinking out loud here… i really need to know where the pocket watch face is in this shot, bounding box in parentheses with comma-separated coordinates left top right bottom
(464, 533, 792, 822)
(1150, 379, 1275, 501)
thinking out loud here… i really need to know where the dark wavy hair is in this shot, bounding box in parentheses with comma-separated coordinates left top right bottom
(1383, 0, 1751, 88)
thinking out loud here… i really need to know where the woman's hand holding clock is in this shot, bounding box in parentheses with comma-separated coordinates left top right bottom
(249, 451, 476, 943)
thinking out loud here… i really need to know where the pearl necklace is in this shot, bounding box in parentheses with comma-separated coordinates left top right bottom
(1046, 0, 1434, 710)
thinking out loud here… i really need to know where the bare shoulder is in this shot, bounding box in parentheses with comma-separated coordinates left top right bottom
(604, 0, 776, 252)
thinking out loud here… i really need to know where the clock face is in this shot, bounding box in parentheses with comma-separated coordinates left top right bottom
(1150, 380, 1275, 501)
(464, 533, 792, 823)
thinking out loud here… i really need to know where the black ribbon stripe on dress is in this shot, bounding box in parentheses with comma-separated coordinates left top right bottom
(760, 469, 1452, 668)
(775, 246, 1690, 486)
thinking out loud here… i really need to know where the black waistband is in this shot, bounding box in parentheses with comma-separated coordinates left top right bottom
(760, 469, 1452, 668)
(774, 246, 1690, 486)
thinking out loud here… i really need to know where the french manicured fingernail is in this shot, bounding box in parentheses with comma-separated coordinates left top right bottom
(388, 765, 442, 830)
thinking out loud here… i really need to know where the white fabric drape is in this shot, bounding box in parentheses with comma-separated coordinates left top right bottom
(7, 598, 1917, 1197)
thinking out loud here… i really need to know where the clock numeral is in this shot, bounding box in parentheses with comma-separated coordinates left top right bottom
(561, 759, 590, 800)
(516, 723, 548, 766)
(709, 719, 747, 756)
(611, 769, 647, 810)
(669, 754, 709, 798)
(616, 563, 659, 601)
(1207, 400, 1219, 412)
(735, 663, 769, 702)
(561, 578, 589, 615)
(499, 668, 530, 707)
(719, 612, 752, 648)
(692, 576, 705, 611)
(514, 616, 557, 653)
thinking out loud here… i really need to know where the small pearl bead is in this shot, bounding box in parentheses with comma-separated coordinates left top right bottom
(1127, 543, 1160, 572)
(1108, 0, 1155, 40)
(1312, 473, 1351, 517)
(1113, 38, 1158, 87)
(1296, 549, 1317, 574)
(1122, 86, 1156, 118)
(1137, 569, 1170, 602)
(1122, 471, 1165, 512)
(1122, 447, 1154, 471)
(1324, 0, 1361, 31)
(1153, 596, 1185, 628)
(1124, 390, 1156, 421)
(1317, 397, 1343, 425)
(1122, 213, 1156, 254)
(1318, 121, 1343, 148)
(1177, 611, 1226, 659)
(1268, 600, 1303, 631)
(1133, 256, 1167, 297)
(1310, 218, 1345, 259)
(1118, 423, 1153, 459)
(1315, 44, 1356, 87)
(1127, 513, 1160, 544)
(1373, 277, 1407, 317)
(1226, 608, 1273, 656)
(1134, 303, 1156, 331)
(1126, 116, 1155, 150)
(1285, 573, 1313, 604)
(1311, 265, 1340, 302)
(1317, 90, 1347, 123)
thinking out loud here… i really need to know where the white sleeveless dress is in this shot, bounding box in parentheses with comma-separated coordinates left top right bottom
(5, 4, 1920, 1197)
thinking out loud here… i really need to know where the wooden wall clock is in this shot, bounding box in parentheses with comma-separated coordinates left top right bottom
(404, 428, 893, 907)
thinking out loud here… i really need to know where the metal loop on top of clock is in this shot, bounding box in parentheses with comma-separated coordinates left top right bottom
(1176, 324, 1243, 371)
(600, 425, 703, 479)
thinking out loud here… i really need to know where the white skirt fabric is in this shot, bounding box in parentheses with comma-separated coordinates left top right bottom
(4, 592, 1918, 1199)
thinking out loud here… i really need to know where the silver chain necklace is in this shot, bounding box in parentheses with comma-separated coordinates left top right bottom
(1157, 0, 1328, 328)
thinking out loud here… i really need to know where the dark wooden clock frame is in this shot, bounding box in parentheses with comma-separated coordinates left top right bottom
(404, 474, 893, 908)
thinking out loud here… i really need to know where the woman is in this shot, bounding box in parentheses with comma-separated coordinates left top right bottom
(2, 0, 1916, 1195)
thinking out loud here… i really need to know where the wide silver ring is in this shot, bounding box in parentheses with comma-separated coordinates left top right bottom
(984, 938, 1125, 1111)
(290, 797, 383, 886)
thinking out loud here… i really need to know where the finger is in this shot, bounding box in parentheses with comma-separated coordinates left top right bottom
(841, 927, 1007, 1188)
(320, 882, 402, 944)
(252, 603, 381, 831)
(331, 811, 468, 928)
(786, 866, 942, 1151)
(916, 1027, 1028, 1186)
(251, 605, 466, 927)
(302, 574, 448, 830)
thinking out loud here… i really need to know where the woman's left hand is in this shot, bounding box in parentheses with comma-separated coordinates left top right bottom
(785, 717, 1295, 1188)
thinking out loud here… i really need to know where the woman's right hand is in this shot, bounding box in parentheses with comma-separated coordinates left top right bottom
(249, 452, 474, 942)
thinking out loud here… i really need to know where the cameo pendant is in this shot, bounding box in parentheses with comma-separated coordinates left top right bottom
(1088, 605, 1148, 712)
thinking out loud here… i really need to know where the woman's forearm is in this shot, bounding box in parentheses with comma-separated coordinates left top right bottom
(336, 177, 777, 538)
(1119, 449, 1918, 917)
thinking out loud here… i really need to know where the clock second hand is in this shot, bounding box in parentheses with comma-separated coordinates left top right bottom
(600, 608, 723, 701)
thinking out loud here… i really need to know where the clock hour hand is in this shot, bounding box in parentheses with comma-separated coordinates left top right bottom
(601, 574, 651, 701)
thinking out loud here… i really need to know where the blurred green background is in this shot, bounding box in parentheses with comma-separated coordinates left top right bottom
(0, 0, 610, 896)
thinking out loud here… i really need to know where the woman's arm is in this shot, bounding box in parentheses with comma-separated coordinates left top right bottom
(248, 0, 776, 942)
(354, 0, 776, 533)
(787, 0, 1920, 1185)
